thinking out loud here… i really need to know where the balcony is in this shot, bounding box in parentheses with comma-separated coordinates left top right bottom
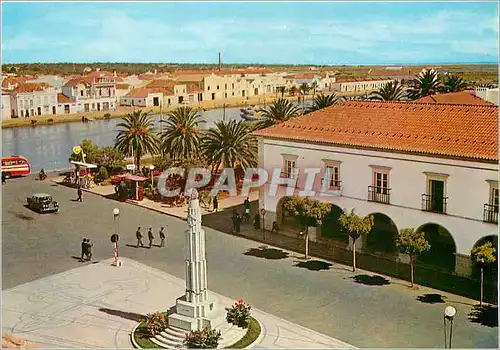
(368, 186, 391, 204)
(321, 178, 342, 191)
(483, 204, 498, 224)
(421, 194, 448, 214)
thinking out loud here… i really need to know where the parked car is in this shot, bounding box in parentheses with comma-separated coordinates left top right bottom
(26, 193, 59, 213)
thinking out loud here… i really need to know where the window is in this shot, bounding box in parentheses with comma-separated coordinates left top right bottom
(225, 93, 228, 98)
(369, 166, 391, 204)
(211, 93, 215, 100)
(225, 84, 227, 90)
(207, 86, 210, 91)
(30, 100, 34, 107)
(217, 85, 219, 90)
(20, 110, 24, 117)
(232, 83, 234, 89)
(37, 107, 41, 115)
(422, 172, 448, 213)
(284, 159, 296, 179)
(80, 90, 84, 97)
(326, 166, 340, 189)
(485, 180, 499, 223)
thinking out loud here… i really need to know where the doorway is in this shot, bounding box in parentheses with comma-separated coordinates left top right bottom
(429, 180, 445, 213)
(153, 97, 159, 106)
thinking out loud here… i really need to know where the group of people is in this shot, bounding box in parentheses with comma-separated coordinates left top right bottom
(80, 238, 94, 261)
(136, 226, 166, 248)
(231, 197, 252, 233)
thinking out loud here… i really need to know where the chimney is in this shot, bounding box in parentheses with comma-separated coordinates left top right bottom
(218, 52, 221, 71)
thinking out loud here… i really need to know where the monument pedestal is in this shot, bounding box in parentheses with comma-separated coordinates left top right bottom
(168, 294, 225, 331)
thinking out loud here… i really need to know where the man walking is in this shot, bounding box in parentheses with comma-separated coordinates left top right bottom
(159, 227, 166, 247)
(77, 186, 83, 202)
(136, 227, 144, 248)
(243, 197, 251, 223)
(148, 227, 154, 248)
(81, 238, 88, 261)
(213, 195, 219, 212)
(86, 239, 93, 261)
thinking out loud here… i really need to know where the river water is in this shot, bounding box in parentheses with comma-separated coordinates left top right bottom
(2, 107, 245, 172)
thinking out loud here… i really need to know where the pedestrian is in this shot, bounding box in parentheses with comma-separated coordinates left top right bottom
(77, 186, 83, 202)
(213, 195, 219, 212)
(243, 197, 251, 223)
(159, 227, 166, 247)
(235, 213, 242, 233)
(1, 172, 5, 184)
(136, 226, 144, 248)
(86, 239, 93, 261)
(148, 227, 154, 248)
(231, 209, 237, 232)
(81, 238, 88, 261)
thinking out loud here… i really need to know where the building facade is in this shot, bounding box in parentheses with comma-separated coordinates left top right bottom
(10, 83, 58, 117)
(254, 101, 498, 277)
(62, 75, 117, 113)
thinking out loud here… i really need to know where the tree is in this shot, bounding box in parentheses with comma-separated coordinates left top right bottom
(442, 74, 468, 93)
(277, 86, 287, 98)
(160, 106, 206, 161)
(283, 196, 331, 259)
(299, 82, 310, 106)
(311, 81, 318, 101)
(306, 93, 341, 113)
(369, 81, 407, 101)
(70, 138, 99, 164)
(201, 120, 257, 176)
(408, 69, 441, 99)
(471, 241, 496, 306)
(338, 209, 374, 272)
(98, 146, 125, 168)
(114, 110, 159, 171)
(255, 98, 302, 130)
(289, 86, 297, 97)
(395, 228, 431, 287)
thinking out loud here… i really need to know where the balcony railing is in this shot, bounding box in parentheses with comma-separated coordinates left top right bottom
(368, 186, 391, 204)
(321, 178, 342, 191)
(483, 203, 498, 224)
(280, 171, 297, 180)
(421, 194, 448, 214)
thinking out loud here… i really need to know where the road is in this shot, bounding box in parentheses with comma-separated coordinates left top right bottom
(2, 175, 498, 348)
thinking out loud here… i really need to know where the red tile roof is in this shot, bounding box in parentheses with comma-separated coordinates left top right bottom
(336, 77, 394, 83)
(13, 83, 51, 93)
(57, 93, 75, 103)
(64, 77, 91, 87)
(253, 101, 498, 162)
(2, 77, 28, 89)
(415, 91, 494, 105)
(124, 88, 150, 98)
(146, 79, 176, 88)
(173, 68, 273, 77)
(116, 83, 130, 90)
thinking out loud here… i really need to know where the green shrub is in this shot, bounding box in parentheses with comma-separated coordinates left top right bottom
(184, 327, 221, 349)
(143, 312, 167, 336)
(104, 113, 111, 119)
(225, 317, 261, 349)
(96, 166, 109, 180)
(226, 299, 251, 329)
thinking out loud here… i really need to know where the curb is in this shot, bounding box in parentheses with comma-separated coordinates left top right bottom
(130, 322, 142, 349)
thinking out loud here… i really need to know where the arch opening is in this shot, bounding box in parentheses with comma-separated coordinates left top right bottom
(416, 223, 456, 271)
(321, 205, 349, 243)
(275, 196, 301, 233)
(365, 213, 399, 253)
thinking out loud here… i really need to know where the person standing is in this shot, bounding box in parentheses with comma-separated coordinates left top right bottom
(159, 227, 166, 247)
(243, 197, 251, 223)
(213, 195, 219, 212)
(2, 171, 6, 184)
(77, 186, 83, 202)
(87, 239, 93, 261)
(235, 212, 242, 233)
(148, 227, 154, 248)
(136, 227, 144, 248)
(81, 238, 88, 261)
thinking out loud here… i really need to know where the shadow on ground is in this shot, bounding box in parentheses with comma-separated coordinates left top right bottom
(202, 200, 259, 234)
(416, 293, 447, 304)
(244, 246, 289, 260)
(99, 308, 144, 322)
(468, 305, 498, 327)
(295, 260, 332, 271)
(10, 210, 34, 221)
(352, 274, 391, 286)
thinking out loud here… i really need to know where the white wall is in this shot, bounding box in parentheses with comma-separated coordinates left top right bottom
(14, 90, 58, 117)
(258, 138, 498, 255)
(475, 87, 499, 106)
(1, 94, 12, 119)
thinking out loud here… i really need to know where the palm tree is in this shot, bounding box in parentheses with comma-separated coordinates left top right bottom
(442, 74, 468, 93)
(159, 106, 206, 161)
(289, 86, 298, 97)
(369, 81, 407, 101)
(255, 98, 302, 129)
(202, 120, 257, 176)
(306, 93, 341, 113)
(277, 86, 287, 98)
(115, 110, 159, 171)
(311, 81, 318, 101)
(408, 69, 441, 99)
(299, 82, 310, 106)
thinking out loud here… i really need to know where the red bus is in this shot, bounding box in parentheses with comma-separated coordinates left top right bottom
(1, 156, 31, 178)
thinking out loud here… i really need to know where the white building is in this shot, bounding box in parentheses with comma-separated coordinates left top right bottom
(10, 83, 58, 117)
(475, 87, 499, 106)
(332, 78, 395, 93)
(1, 93, 12, 119)
(62, 75, 117, 113)
(254, 101, 498, 277)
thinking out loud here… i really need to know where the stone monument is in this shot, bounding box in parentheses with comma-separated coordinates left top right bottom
(167, 188, 224, 331)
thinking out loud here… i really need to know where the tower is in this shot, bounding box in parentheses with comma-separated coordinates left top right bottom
(168, 189, 223, 331)
(218, 52, 222, 71)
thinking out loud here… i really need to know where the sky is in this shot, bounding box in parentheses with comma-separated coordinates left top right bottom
(1, 1, 499, 65)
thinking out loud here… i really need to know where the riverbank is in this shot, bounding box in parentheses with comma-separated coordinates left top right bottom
(2, 94, 316, 129)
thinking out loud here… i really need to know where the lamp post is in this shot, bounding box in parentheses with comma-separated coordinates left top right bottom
(149, 165, 155, 190)
(260, 208, 266, 241)
(111, 208, 121, 266)
(443, 306, 456, 348)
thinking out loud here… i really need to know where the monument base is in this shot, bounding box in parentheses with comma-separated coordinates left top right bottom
(168, 294, 225, 331)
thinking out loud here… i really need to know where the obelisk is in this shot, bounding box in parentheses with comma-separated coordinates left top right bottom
(168, 188, 222, 331)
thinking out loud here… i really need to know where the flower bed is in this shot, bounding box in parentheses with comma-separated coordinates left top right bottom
(225, 316, 261, 349)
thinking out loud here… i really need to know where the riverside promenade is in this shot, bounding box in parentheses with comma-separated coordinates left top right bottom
(2, 258, 356, 349)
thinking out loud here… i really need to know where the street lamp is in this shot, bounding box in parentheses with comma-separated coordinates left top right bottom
(149, 165, 155, 190)
(443, 306, 456, 348)
(260, 208, 266, 241)
(111, 208, 122, 266)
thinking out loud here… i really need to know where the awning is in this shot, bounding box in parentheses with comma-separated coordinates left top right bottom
(70, 161, 98, 169)
(113, 173, 148, 182)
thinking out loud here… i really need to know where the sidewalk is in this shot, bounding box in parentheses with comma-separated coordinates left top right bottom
(2, 258, 356, 349)
(52, 176, 259, 220)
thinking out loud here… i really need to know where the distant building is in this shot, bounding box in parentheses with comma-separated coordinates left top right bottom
(10, 83, 58, 117)
(1, 93, 12, 120)
(62, 73, 117, 113)
(475, 87, 499, 106)
(331, 77, 394, 93)
(415, 91, 495, 105)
